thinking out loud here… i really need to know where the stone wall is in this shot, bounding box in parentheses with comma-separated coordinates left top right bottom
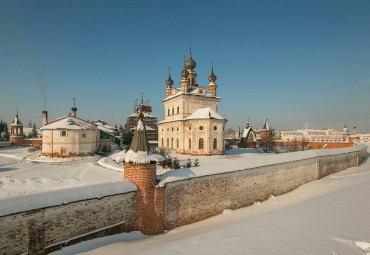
(0, 191, 137, 255)
(163, 146, 367, 229)
(0, 142, 12, 148)
(0, 144, 367, 255)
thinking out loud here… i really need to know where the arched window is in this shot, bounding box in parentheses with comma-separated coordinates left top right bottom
(176, 138, 179, 148)
(213, 138, 217, 149)
(199, 138, 204, 149)
(172, 108, 174, 115)
(171, 138, 174, 148)
(167, 138, 169, 147)
(61, 130, 67, 137)
(189, 138, 191, 149)
(168, 109, 170, 116)
(177, 106, 179, 113)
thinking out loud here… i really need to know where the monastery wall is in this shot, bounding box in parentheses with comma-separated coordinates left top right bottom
(0, 142, 12, 148)
(163, 145, 367, 229)
(0, 187, 137, 255)
(0, 144, 367, 255)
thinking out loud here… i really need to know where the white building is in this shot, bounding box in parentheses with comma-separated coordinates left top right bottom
(158, 46, 227, 155)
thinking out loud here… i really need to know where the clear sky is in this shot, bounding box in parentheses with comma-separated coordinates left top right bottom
(1, 0, 369, 132)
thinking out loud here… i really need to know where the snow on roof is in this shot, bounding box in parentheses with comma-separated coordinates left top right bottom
(137, 120, 145, 131)
(0, 181, 137, 217)
(41, 117, 94, 130)
(185, 107, 226, 120)
(129, 112, 156, 118)
(23, 127, 42, 135)
(109, 150, 164, 164)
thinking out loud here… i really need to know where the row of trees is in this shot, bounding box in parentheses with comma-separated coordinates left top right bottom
(0, 119, 9, 141)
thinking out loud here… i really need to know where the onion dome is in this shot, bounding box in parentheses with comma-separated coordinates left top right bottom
(208, 61, 217, 82)
(180, 56, 189, 79)
(185, 43, 196, 70)
(166, 67, 174, 87)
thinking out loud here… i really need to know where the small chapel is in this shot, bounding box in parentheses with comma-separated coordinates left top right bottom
(158, 45, 227, 156)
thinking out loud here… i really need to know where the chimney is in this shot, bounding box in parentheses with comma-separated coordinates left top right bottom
(42, 111, 48, 126)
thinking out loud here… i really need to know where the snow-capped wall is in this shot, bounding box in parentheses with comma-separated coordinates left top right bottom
(0, 143, 367, 255)
(0, 181, 138, 255)
(163, 144, 367, 229)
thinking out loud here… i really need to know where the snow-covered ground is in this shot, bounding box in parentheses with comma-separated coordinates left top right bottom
(0, 147, 123, 199)
(0, 146, 264, 199)
(50, 148, 370, 255)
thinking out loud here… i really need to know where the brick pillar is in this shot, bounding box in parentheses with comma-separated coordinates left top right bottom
(123, 162, 165, 235)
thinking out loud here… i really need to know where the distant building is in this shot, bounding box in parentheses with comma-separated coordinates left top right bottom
(41, 102, 99, 157)
(9, 111, 24, 146)
(158, 45, 227, 155)
(124, 97, 158, 145)
(239, 121, 257, 148)
(93, 118, 123, 152)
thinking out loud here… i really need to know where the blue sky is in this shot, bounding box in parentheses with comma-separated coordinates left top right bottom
(1, 0, 369, 132)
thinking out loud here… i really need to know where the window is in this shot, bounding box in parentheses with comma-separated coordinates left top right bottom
(199, 138, 204, 149)
(176, 138, 179, 148)
(167, 128, 169, 131)
(162, 138, 163, 146)
(82, 133, 86, 138)
(171, 138, 174, 148)
(189, 138, 191, 149)
(61, 130, 67, 137)
(167, 138, 169, 147)
(172, 108, 174, 115)
(189, 127, 191, 131)
(199, 90, 203, 94)
(172, 127, 174, 131)
(199, 126, 204, 130)
(214, 126, 217, 130)
(177, 127, 179, 131)
(177, 106, 179, 113)
(168, 109, 170, 116)
(213, 138, 217, 149)
(162, 129, 164, 132)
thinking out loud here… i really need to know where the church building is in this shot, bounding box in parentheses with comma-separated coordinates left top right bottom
(158, 45, 227, 155)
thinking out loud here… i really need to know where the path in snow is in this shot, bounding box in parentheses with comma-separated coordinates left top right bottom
(51, 151, 370, 255)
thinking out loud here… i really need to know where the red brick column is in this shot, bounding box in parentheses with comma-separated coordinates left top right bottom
(123, 162, 165, 235)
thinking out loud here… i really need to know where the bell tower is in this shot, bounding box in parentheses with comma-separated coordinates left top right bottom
(10, 109, 24, 146)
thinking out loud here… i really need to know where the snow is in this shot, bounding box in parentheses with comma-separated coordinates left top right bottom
(137, 120, 145, 131)
(49, 147, 370, 255)
(1, 144, 366, 201)
(41, 117, 94, 130)
(0, 181, 136, 216)
(185, 107, 225, 120)
(109, 150, 164, 164)
(0, 147, 124, 200)
(157, 143, 367, 186)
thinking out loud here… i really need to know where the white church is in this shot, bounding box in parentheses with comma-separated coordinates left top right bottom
(158, 46, 227, 155)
